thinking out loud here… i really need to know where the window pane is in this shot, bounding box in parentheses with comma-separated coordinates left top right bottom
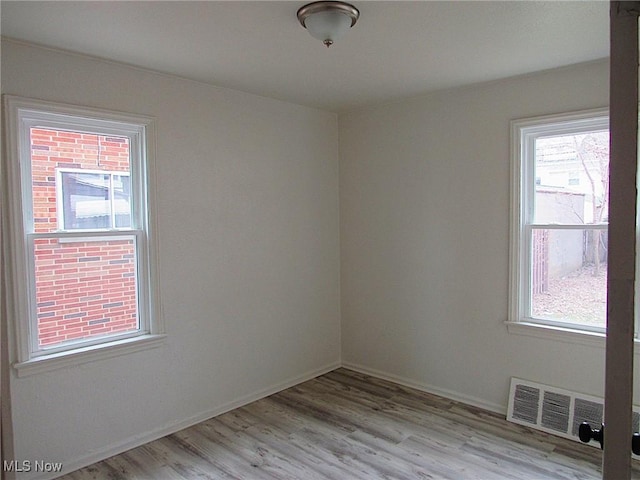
(531, 228, 607, 329)
(29, 127, 130, 233)
(534, 131, 609, 224)
(33, 236, 138, 349)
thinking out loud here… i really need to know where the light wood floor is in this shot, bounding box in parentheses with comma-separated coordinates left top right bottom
(59, 368, 638, 479)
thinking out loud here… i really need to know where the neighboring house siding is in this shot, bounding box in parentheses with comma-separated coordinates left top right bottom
(30, 129, 137, 347)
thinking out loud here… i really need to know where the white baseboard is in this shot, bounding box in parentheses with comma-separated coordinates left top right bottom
(35, 361, 341, 480)
(341, 361, 506, 416)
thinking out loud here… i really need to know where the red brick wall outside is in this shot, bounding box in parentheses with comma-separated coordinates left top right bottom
(30, 128, 138, 348)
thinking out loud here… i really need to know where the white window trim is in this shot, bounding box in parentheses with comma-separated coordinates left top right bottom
(506, 107, 623, 346)
(3, 95, 164, 376)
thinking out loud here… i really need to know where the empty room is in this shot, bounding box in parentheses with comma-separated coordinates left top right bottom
(2, 1, 639, 479)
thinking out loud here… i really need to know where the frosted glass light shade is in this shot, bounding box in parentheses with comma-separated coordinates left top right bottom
(304, 11, 353, 43)
(297, 1, 359, 47)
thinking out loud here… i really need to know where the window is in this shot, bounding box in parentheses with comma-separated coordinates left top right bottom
(510, 108, 613, 336)
(57, 169, 131, 230)
(4, 96, 163, 373)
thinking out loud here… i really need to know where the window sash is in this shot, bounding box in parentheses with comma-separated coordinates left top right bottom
(521, 225, 608, 333)
(26, 230, 147, 357)
(20, 120, 146, 235)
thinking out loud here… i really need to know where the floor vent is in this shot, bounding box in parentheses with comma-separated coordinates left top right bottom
(507, 377, 640, 448)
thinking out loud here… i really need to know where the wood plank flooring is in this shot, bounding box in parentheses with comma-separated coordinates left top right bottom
(59, 368, 639, 479)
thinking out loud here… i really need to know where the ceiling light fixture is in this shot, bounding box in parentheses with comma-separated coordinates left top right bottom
(297, 1, 360, 48)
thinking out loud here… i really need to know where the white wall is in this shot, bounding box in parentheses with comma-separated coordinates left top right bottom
(339, 60, 624, 412)
(2, 39, 341, 478)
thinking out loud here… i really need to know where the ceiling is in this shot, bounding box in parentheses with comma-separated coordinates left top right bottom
(1, 1, 609, 113)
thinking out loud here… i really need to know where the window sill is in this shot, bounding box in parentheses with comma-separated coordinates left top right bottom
(505, 321, 640, 352)
(505, 320, 608, 347)
(13, 334, 166, 377)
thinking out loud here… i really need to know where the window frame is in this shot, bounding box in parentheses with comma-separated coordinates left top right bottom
(508, 107, 619, 341)
(3, 96, 164, 375)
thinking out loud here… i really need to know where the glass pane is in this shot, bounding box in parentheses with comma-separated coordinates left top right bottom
(33, 236, 138, 349)
(534, 131, 609, 225)
(531, 228, 607, 329)
(29, 127, 130, 233)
